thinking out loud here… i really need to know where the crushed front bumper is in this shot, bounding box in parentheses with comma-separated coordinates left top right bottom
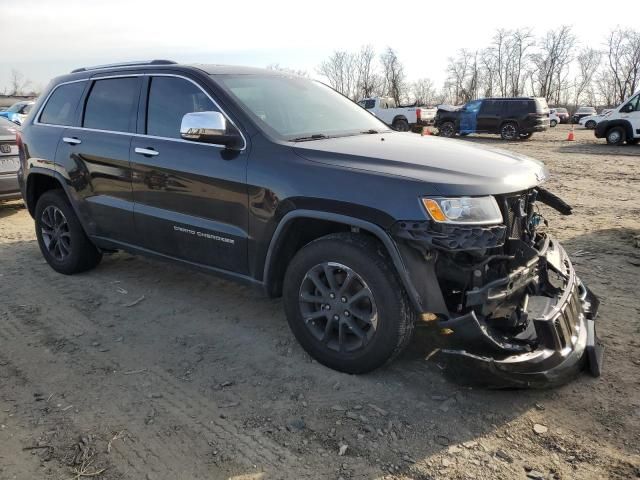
(433, 238, 603, 388)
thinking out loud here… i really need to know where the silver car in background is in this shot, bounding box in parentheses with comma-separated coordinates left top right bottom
(0, 117, 21, 201)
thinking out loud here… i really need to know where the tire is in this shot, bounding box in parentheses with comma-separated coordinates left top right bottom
(35, 190, 102, 275)
(500, 122, 519, 140)
(392, 118, 410, 132)
(519, 132, 533, 140)
(438, 121, 456, 138)
(605, 126, 626, 146)
(550, 119, 557, 127)
(283, 232, 416, 374)
(585, 120, 597, 129)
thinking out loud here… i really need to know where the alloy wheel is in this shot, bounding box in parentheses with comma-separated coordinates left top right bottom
(298, 262, 378, 353)
(502, 124, 517, 140)
(41, 205, 71, 261)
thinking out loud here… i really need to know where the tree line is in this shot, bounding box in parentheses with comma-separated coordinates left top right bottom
(317, 26, 640, 108)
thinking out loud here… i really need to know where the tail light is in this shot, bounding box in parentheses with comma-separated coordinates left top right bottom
(416, 108, 421, 121)
(16, 131, 25, 163)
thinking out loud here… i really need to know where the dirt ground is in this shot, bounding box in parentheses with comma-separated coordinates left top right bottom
(0, 124, 639, 480)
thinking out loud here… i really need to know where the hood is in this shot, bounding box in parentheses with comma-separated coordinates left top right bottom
(292, 133, 548, 196)
(437, 104, 463, 112)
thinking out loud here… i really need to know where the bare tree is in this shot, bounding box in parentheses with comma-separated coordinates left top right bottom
(573, 48, 601, 106)
(380, 47, 406, 104)
(507, 28, 535, 96)
(531, 26, 575, 103)
(606, 27, 640, 103)
(445, 49, 480, 104)
(317, 51, 358, 99)
(9, 70, 32, 96)
(411, 78, 436, 105)
(354, 45, 382, 99)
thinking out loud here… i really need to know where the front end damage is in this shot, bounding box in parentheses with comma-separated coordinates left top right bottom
(392, 188, 603, 388)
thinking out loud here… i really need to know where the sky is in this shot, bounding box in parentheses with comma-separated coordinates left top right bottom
(0, 0, 637, 94)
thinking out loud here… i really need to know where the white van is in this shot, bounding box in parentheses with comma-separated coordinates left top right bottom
(594, 91, 640, 145)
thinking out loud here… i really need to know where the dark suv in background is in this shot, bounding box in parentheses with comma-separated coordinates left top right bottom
(17, 61, 601, 387)
(434, 97, 550, 140)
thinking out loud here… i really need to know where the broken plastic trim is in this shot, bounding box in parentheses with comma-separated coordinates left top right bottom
(537, 187, 573, 215)
(432, 239, 602, 388)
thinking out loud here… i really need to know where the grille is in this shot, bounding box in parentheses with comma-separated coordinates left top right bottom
(552, 285, 582, 349)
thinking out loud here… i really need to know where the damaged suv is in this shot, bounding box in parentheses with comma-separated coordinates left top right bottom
(18, 61, 602, 387)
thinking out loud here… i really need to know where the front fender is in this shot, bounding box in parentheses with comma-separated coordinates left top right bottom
(262, 209, 424, 312)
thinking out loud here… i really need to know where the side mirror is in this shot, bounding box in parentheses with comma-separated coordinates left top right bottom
(622, 103, 634, 113)
(180, 111, 242, 149)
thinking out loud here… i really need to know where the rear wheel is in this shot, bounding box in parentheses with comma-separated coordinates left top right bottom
(283, 233, 416, 374)
(585, 120, 597, 129)
(35, 190, 102, 274)
(438, 121, 456, 138)
(606, 127, 626, 145)
(500, 122, 519, 140)
(392, 118, 410, 132)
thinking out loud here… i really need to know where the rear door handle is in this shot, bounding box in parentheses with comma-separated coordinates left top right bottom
(135, 147, 159, 157)
(62, 137, 81, 145)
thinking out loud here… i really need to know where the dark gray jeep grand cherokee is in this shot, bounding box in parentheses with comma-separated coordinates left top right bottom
(17, 60, 602, 387)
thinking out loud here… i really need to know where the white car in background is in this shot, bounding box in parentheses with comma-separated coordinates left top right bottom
(579, 109, 613, 129)
(549, 109, 560, 127)
(358, 97, 429, 131)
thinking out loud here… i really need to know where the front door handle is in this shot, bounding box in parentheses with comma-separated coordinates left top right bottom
(135, 147, 159, 157)
(62, 137, 81, 145)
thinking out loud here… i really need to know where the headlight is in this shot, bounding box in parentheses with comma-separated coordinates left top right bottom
(421, 196, 503, 225)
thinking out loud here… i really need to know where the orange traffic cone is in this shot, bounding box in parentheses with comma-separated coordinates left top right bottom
(567, 127, 575, 141)
(422, 126, 431, 136)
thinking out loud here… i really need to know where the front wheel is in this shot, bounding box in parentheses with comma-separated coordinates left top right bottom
(283, 233, 416, 374)
(35, 190, 102, 274)
(550, 119, 558, 127)
(438, 121, 456, 138)
(500, 122, 519, 140)
(585, 120, 597, 129)
(606, 127, 626, 145)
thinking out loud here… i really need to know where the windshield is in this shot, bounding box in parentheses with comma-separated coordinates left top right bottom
(216, 75, 389, 141)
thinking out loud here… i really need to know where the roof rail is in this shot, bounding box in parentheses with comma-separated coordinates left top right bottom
(71, 59, 177, 73)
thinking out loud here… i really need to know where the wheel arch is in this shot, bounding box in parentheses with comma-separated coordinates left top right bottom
(606, 119, 633, 139)
(25, 169, 66, 217)
(392, 115, 408, 125)
(262, 210, 422, 312)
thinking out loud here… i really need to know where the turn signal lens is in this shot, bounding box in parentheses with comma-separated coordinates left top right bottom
(422, 198, 447, 222)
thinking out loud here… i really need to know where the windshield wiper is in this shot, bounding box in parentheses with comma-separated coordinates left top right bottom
(290, 134, 329, 142)
(361, 129, 380, 134)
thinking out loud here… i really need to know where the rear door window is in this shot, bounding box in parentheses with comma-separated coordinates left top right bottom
(146, 76, 216, 139)
(480, 100, 501, 115)
(39, 82, 86, 126)
(83, 77, 140, 133)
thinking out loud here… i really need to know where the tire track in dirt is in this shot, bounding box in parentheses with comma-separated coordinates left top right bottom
(0, 282, 368, 479)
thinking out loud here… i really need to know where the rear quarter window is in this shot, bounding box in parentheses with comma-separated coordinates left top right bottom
(504, 100, 531, 116)
(39, 82, 86, 126)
